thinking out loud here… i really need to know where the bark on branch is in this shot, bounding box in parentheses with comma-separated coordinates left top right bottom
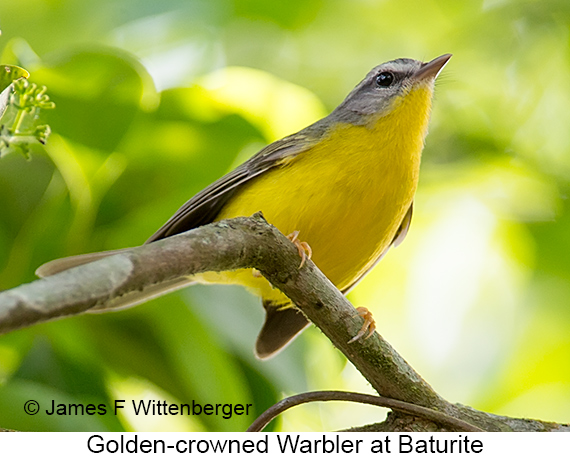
(0, 214, 567, 432)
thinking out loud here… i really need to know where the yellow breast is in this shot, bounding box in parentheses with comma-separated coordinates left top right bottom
(198, 86, 434, 303)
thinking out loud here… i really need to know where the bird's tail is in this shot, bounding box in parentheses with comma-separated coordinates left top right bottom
(255, 301, 310, 359)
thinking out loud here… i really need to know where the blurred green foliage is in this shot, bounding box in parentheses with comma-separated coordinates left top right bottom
(0, 0, 569, 431)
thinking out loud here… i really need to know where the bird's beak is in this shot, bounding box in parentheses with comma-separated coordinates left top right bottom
(413, 54, 452, 82)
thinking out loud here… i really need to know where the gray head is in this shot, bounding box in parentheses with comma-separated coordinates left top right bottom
(329, 54, 451, 125)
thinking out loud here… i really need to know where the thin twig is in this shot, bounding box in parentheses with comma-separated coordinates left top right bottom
(246, 390, 484, 432)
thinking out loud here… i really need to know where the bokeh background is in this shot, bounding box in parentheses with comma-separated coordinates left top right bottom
(1, 0, 569, 432)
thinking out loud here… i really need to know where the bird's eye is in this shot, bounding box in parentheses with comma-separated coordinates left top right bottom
(375, 71, 394, 87)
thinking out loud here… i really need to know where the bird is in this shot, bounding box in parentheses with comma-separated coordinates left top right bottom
(37, 54, 451, 359)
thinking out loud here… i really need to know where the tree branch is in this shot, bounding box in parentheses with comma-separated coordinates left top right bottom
(0, 214, 568, 431)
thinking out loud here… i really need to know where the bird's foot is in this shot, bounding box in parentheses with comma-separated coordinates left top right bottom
(348, 306, 376, 344)
(286, 230, 312, 269)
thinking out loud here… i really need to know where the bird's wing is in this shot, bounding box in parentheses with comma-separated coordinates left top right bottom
(36, 124, 327, 277)
(340, 202, 414, 295)
(391, 202, 413, 248)
(35, 248, 132, 277)
(146, 126, 326, 243)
